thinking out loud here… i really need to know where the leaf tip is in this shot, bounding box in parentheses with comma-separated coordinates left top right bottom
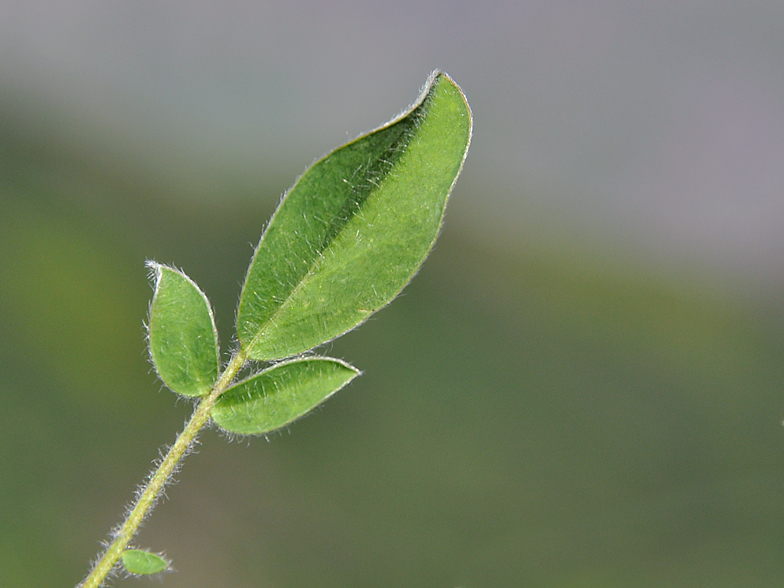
(145, 259, 163, 284)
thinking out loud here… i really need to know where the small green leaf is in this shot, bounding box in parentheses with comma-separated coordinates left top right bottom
(211, 358, 360, 435)
(237, 70, 472, 360)
(147, 262, 219, 397)
(121, 549, 169, 575)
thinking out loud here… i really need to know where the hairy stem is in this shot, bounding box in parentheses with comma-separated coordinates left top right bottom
(78, 349, 248, 588)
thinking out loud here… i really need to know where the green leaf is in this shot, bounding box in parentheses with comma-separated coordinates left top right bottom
(147, 262, 220, 397)
(237, 70, 472, 360)
(121, 549, 169, 575)
(211, 357, 360, 435)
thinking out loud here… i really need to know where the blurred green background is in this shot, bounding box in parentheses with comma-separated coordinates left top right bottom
(2, 2, 784, 587)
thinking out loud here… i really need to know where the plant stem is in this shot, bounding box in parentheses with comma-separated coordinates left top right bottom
(78, 349, 248, 588)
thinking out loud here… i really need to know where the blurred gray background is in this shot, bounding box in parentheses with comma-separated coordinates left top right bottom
(2, 2, 784, 587)
(3, 0, 783, 282)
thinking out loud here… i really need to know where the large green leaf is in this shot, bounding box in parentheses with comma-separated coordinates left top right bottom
(237, 71, 472, 360)
(211, 358, 360, 435)
(147, 263, 219, 397)
(121, 549, 169, 575)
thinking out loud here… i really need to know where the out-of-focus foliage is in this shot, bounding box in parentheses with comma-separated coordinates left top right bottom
(2, 99, 784, 588)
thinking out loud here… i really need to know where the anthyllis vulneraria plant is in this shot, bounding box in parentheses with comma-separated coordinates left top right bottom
(77, 70, 471, 587)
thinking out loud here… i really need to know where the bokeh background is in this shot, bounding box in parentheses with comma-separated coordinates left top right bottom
(2, 1, 784, 587)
